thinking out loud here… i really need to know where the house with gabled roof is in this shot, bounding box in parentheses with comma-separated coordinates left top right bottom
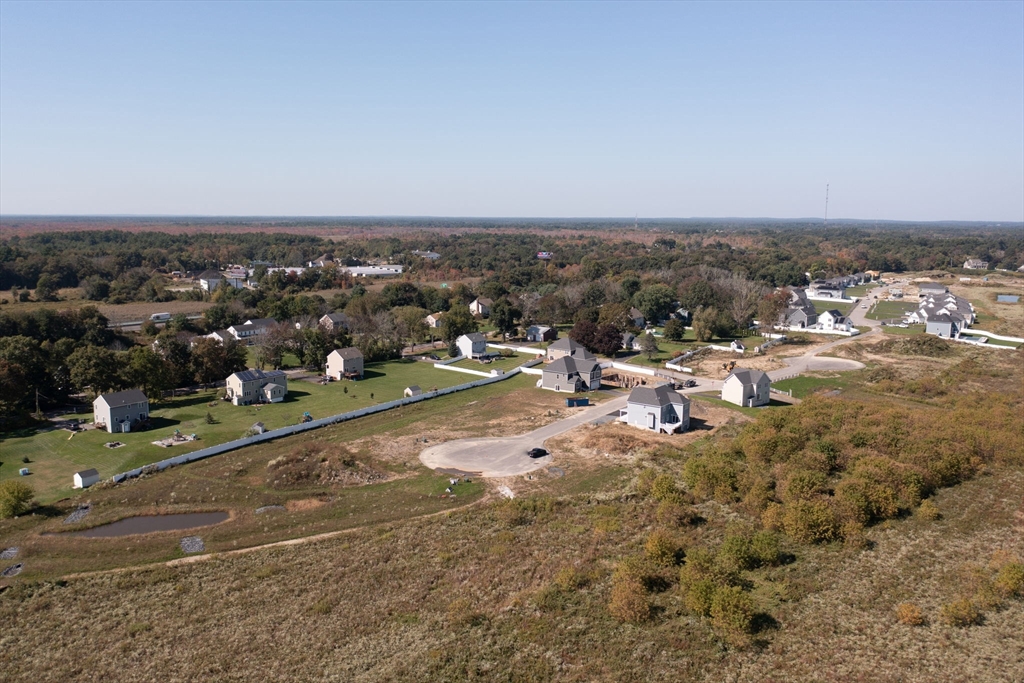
(228, 318, 277, 345)
(546, 337, 594, 361)
(318, 312, 350, 334)
(541, 353, 602, 393)
(225, 368, 288, 406)
(326, 347, 364, 379)
(93, 389, 150, 433)
(469, 298, 493, 317)
(625, 384, 690, 433)
(721, 368, 771, 407)
(456, 333, 487, 359)
(198, 269, 223, 292)
(526, 325, 557, 342)
(425, 312, 445, 329)
(628, 307, 646, 329)
(818, 309, 852, 332)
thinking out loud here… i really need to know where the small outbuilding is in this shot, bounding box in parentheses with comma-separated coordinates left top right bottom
(404, 385, 423, 397)
(73, 468, 100, 489)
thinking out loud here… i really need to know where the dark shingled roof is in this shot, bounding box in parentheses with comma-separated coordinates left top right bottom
(725, 368, 770, 387)
(94, 389, 148, 408)
(462, 332, 487, 342)
(330, 347, 363, 360)
(545, 355, 601, 375)
(230, 368, 287, 383)
(75, 468, 100, 478)
(627, 384, 689, 407)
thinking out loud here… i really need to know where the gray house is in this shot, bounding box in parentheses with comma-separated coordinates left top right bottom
(326, 347, 365, 379)
(628, 307, 646, 328)
(781, 306, 817, 328)
(546, 337, 594, 361)
(526, 325, 557, 342)
(541, 353, 602, 393)
(924, 310, 965, 339)
(456, 333, 488, 359)
(721, 368, 771, 407)
(93, 389, 150, 433)
(625, 384, 690, 433)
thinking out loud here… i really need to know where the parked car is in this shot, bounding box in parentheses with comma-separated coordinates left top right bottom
(683, 379, 698, 388)
(527, 447, 548, 458)
(427, 354, 440, 360)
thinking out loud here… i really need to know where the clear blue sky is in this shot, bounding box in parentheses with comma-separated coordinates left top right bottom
(1, 1, 1022, 220)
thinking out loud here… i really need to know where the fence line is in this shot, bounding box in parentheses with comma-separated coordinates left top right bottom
(952, 336, 1019, 350)
(487, 343, 546, 355)
(434, 363, 495, 378)
(965, 329, 1024, 343)
(110, 369, 523, 484)
(599, 360, 658, 377)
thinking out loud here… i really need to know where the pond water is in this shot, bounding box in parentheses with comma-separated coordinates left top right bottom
(996, 294, 1019, 303)
(66, 512, 229, 538)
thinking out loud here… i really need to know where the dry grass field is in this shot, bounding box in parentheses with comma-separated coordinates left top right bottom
(1, 334, 1022, 682)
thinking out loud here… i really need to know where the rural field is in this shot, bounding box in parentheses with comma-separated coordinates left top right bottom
(0, 358, 507, 503)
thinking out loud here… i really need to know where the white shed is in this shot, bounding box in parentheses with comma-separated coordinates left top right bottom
(73, 468, 100, 489)
(404, 385, 423, 397)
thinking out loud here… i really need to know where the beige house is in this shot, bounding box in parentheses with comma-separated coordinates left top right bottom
(225, 369, 288, 406)
(93, 389, 150, 433)
(425, 312, 445, 329)
(721, 368, 771, 408)
(326, 347, 364, 379)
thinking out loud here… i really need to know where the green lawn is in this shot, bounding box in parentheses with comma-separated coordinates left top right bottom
(845, 283, 879, 298)
(812, 300, 855, 316)
(984, 337, 1022, 348)
(771, 373, 855, 399)
(245, 348, 303, 369)
(690, 394, 790, 417)
(0, 358, 489, 503)
(867, 300, 917, 321)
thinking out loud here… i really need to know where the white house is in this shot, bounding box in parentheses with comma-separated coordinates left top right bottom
(721, 368, 771, 408)
(818, 310, 852, 332)
(198, 270, 222, 292)
(93, 389, 150, 433)
(469, 298, 493, 317)
(963, 259, 989, 270)
(730, 340, 746, 352)
(326, 347, 365, 379)
(425, 312, 445, 329)
(624, 384, 690, 433)
(73, 469, 100, 489)
(456, 333, 487, 359)
(227, 318, 277, 344)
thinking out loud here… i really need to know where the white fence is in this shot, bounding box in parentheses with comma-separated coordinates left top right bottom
(487, 343, 545, 355)
(110, 369, 523, 484)
(952, 336, 1020, 350)
(434, 363, 496, 378)
(966, 330, 1024, 343)
(599, 361, 658, 377)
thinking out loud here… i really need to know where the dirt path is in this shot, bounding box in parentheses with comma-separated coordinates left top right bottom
(59, 493, 494, 582)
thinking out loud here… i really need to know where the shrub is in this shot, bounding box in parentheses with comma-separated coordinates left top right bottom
(644, 530, 683, 567)
(656, 501, 700, 527)
(683, 578, 717, 617)
(780, 470, 829, 503)
(995, 563, 1024, 599)
(0, 480, 34, 518)
(682, 452, 738, 501)
(554, 566, 588, 591)
(916, 499, 941, 521)
(608, 576, 651, 624)
(650, 474, 684, 503)
(636, 468, 659, 496)
(939, 599, 981, 627)
(718, 534, 757, 572)
(895, 602, 925, 626)
(842, 522, 870, 549)
(533, 584, 567, 612)
(710, 586, 755, 634)
(749, 531, 783, 567)
(761, 502, 784, 531)
(782, 499, 841, 544)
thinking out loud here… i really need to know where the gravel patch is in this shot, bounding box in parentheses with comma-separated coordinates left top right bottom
(180, 536, 205, 554)
(255, 505, 286, 514)
(63, 505, 91, 525)
(0, 547, 18, 560)
(1, 563, 23, 578)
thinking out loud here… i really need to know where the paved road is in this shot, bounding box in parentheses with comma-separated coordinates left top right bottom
(420, 285, 887, 478)
(418, 379, 723, 478)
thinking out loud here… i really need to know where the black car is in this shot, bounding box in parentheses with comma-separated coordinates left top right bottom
(528, 447, 548, 458)
(427, 354, 440, 360)
(683, 379, 698, 388)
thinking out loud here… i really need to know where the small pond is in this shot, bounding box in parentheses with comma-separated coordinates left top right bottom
(996, 294, 1019, 303)
(65, 512, 229, 538)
